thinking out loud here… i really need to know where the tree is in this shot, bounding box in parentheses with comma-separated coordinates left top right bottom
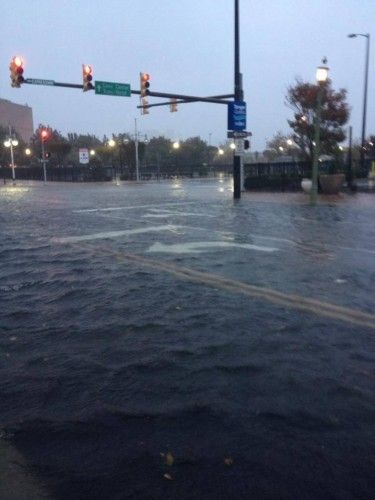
(365, 135, 375, 158)
(30, 125, 71, 167)
(263, 132, 296, 161)
(286, 79, 350, 162)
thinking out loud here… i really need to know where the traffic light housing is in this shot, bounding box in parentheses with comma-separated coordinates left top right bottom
(244, 139, 250, 150)
(9, 56, 24, 88)
(82, 64, 93, 91)
(140, 72, 150, 97)
(140, 97, 149, 115)
(169, 98, 178, 113)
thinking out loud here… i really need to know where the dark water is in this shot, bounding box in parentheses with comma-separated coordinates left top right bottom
(1, 180, 374, 499)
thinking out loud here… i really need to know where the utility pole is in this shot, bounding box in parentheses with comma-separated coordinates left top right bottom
(135, 118, 139, 182)
(233, 0, 244, 199)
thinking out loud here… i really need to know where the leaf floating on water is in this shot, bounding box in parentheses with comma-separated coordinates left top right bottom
(224, 457, 234, 466)
(165, 451, 174, 466)
(163, 473, 173, 480)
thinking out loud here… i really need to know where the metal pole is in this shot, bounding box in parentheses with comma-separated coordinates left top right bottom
(41, 140, 47, 183)
(10, 143, 15, 182)
(346, 125, 353, 189)
(360, 34, 370, 173)
(8, 126, 16, 183)
(233, 0, 243, 199)
(310, 87, 322, 205)
(135, 118, 139, 182)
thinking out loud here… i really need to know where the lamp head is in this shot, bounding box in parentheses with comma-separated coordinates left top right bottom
(348, 33, 357, 38)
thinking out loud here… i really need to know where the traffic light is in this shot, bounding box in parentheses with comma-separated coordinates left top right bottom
(82, 64, 93, 91)
(140, 97, 149, 115)
(9, 56, 24, 88)
(244, 139, 250, 150)
(169, 98, 178, 113)
(40, 128, 50, 142)
(140, 72, 150, 97)
(45, 152, 51, 159)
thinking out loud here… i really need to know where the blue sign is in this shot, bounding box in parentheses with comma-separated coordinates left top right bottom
(228, 101, 247, 131)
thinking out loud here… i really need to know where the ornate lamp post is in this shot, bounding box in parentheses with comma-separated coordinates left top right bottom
(311, 60, 329, 205)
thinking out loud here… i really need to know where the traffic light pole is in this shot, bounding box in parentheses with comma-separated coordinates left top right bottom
(233, 0, 243, 200)
(41, 140, 47, 183)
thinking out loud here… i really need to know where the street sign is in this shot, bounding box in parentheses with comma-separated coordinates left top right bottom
(25, 78, 55, 86)
(79, 148, 89, 164)
(227, 130, 252, 138)
(227, 100, 246, 131)
(95, 80, 131, 97)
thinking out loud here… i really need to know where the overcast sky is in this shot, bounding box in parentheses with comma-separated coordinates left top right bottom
(1, 0, 373, 150)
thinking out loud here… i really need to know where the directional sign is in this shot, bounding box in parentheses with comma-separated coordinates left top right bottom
(95, 80, 131, 97)
(227, 100, 246, 131)
(25, 78, 55, 86)
(227, 130, 252, 138)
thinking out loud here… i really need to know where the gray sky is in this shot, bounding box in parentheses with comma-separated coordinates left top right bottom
(1, 0, 373, 150)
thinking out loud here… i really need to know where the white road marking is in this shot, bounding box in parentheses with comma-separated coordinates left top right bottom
(147, 241, 278, 254)
(142, 212, 214, 218)
(51, 225, 182, 244)
(73, 202, 195, 213)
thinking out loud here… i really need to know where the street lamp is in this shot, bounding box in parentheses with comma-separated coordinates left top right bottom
(25, 148, 31, 156)
(348, 33, 370, 174)
(311, 60, 329, 205)
(173, 141, 180, 149)
(218, 148, 224, 155)
(229, 142, 236, 150)
(3, 133, 18, 183)
(89, 149, 96, 156)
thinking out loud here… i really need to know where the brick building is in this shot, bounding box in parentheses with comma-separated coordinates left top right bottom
(0, 98, 34, 143)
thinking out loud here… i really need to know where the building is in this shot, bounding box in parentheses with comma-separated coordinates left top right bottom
(0, 98, 34, 143)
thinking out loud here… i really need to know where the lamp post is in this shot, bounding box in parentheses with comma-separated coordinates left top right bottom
(107, 139, 116, 182)
(310, 61, 329, 205)
(4, 135, 18, 183)
(348, 33, 370, 174)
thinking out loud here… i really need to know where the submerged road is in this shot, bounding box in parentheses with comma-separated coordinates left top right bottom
(1, 179, 374, 499)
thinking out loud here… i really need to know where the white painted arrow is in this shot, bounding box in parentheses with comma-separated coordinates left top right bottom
(147, 241, 278, 254)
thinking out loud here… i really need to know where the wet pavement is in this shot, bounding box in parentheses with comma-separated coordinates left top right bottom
(0, 179, 374, 499)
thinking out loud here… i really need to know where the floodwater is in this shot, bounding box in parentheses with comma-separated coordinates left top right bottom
(1, 179, 374, 499)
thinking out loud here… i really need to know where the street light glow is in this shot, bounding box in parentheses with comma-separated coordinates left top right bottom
(218, 148, 224, 155)
(229, 142, 236, 150)
(173, 141, 180, 149)
(90, 149, 96, 156)
(108, 139, 116, 147)
(316, 66, 329, 83)
(25, 148, 31, 155)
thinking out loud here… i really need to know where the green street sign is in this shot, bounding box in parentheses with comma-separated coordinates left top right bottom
(25, 78, 55, 86)
(95, 80, 131, 97)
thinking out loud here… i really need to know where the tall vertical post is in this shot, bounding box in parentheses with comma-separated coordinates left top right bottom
(310, 88, 322, 205)
(135, 118, 140, 182)
(360, 34, 370, 173)
(41, 140, 47, 183)
(233, 0, 243, 199)
(346, 125, 353, 189)
(8, 127, 16, 183)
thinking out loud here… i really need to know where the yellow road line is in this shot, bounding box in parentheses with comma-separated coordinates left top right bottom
(115, 253, 375, 330)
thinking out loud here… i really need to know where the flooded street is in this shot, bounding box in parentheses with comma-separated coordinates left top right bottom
(1, 179, 374, 499)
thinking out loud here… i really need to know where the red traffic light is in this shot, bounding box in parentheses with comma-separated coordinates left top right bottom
(40, 129, 50, 141)
(10, 56, 25, 87)
(82, 64, 94, 91)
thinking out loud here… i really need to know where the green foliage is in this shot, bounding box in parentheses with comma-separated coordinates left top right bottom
(286, 79, 349, 161)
